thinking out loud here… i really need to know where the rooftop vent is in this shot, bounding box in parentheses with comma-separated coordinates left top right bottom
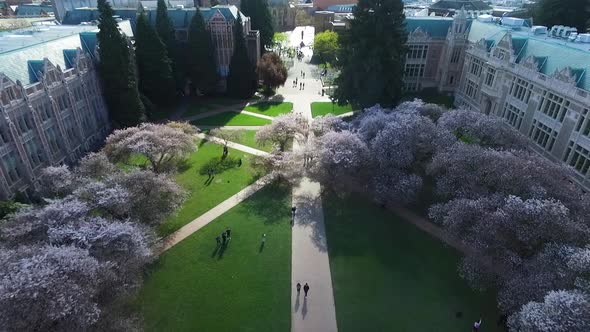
(176, 4, 184, 9)
(477, 14, 493, 23)
(531, 25, 547, 35)
(502, 17, 524, 28)
(575, 33, 590, 43)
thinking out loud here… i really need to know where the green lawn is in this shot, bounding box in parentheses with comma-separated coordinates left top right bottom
(402, 91, 455, 108)
(323, 193, 503, 332)
(244, 102, 293, 117)
(158, 140, 263, 236)
(183, 97, 251, 118)
(192, 112, 272, 126)
(205, 129, 274, 152)
(139, 183, 292, 332)
(311, 102, 354, 118)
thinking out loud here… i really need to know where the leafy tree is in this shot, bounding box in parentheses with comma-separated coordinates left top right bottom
(334, 0, 407, 108)
(103, 123, 197, 173)
(187, 7, 219, 95)
(135, 12, 176, 106)
(97, 0, 145, 127)
(313, 30, 339, 64)
(0, 200, 26, 220)
(256, 52, 288, 96)
(533, 0, 590, 33)
(156, 0, 181, 88)
(226, 15, 257, 98)
(241, 0, 274, 53)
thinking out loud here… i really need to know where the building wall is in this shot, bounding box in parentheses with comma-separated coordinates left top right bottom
(270, 4, 295, 31)
(455, 34, 590, 190)
(0, 49, 110, 199)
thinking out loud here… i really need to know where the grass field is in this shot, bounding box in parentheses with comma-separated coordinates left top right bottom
(311, 102, 354, 118)
(158, 140, 263, 236)
(139, 183, 292, 332)
(323, 193, 503, 332)
(183, 97, 251, 118)
(205, 129, 274, 152)
(192, 112, 272, 126)
(244, 102, 293, 117)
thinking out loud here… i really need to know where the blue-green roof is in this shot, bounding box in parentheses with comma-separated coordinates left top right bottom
(27, 60, 44, 83)
(468, 20, 590, 91)
(15, 4, 54, 16)
(63, 49, 78, 69)
(326, 4, 355, 13)
(405, 17, 454, 39)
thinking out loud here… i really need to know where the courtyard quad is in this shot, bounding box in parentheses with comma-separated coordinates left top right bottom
(139, 184, 292, 332)
(244, 101, 294, 117)
(322, 193, 503, 332)
(158, 139, 264, 236)
(191, 111, 272, 126)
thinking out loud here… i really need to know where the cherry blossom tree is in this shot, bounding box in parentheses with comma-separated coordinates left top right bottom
(39, 165, 76, 198)
(311, 115, 349, 137)
(0, 245, 106, 331)
(103, 122, 197, 173)
(508, 290, 590, 332)
(209, 128, 245, 148)
(256, 112, 306, 151)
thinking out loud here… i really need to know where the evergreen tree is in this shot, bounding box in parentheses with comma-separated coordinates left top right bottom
(135, 12, 176, 107)
(226, 15, 257, 98)
(187, 8, 219, 95)
(534, 0, 590, 33)
(97, 0, 145, 127)
(241, 0, 274, 53)
(333, 0, 407, 108)
(156, 0, 181, 89)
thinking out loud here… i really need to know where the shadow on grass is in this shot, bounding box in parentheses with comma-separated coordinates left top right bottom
(198, 156, 241, 176)
(238, 181, 291, 225)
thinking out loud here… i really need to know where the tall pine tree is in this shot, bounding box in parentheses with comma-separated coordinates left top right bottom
(156, 0, 181, 89)
(187, 8, 219, 95)
(241, 0, 274, 53)
(97, 0, 145, 127)
(226, 15, 257, 98)
(333, 0, 407, 108)
(135, 12, 176, 106)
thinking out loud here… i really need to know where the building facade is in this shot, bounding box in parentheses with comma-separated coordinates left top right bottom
(0, 26, 110, 199)
(455, 18, 590, 190)
(269, 0, 294, 32)
(404, 14, 469, 93)
(63, 6, 261, 87)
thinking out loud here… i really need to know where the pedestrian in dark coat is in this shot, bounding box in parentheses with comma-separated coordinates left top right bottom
(303, 283, 310, 297)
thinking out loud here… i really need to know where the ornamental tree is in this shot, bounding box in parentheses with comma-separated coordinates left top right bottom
(103, 122, 197, 173)
(256, 112, 305, 151)
(256, 52, 288, 96)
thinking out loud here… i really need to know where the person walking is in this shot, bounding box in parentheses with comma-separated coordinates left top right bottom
(299, 82, 302, 90)
(296, 282, 301, 295)
(221, 232, 227, 245)
(303, 283, 310, 297)
(226, 227, 231, 240)
(473, 318, 482, 331)
(261, 233, 266, 246)
(303, 82, 305, 90)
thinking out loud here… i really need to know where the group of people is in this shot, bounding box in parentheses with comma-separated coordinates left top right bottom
(292, 71, 306, 91)
(215, 227, 232, 247)
(296, 282, 310, 298)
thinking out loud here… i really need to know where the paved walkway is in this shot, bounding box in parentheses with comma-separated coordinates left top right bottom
(240, 110, 274, 120)
(284, 26, 338, 332)
(196, 132, 269, 157)
(158, 174, 275, 254)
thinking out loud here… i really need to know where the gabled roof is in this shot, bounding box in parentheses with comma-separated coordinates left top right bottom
(63, 49, 78, 69)
(405, 17, 454, 39)
(468, 20, 590, 91)
(27, 60, 44, 83)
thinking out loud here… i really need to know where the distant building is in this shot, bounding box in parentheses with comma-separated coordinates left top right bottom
(313, 0, 356, 11)
(455, 17, 590, 190)
(0, 24, 112, 199)
(268, 0, 294, 32)
(15, 3, 54, 16)
(428, 0, 492, 17)
(62, 5, 261, 89)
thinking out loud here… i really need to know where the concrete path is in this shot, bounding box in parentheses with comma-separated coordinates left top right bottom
(285, 26, 338, 332)
(291, 178, 338, 332)
(196, 132, 269, 157)
(240, 110, 274, 120)
(158, 174, 275, 253)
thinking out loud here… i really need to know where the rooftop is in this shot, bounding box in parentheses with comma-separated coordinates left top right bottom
(405, 16, 456, 38)
(468, 19, 590, 91)
(430, 0, 492, 11)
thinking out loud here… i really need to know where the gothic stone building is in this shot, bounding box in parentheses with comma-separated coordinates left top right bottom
(0, 25, 110, 199)
(455, 18, 590, 190)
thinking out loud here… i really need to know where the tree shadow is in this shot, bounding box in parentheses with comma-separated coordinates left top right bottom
(237, 182, 291, 225)
(198, 156, 241, 176)
(293, 190, 328, 252)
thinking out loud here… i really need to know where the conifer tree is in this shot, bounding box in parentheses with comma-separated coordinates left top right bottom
(534, 0, 589, 33)
(156, 0, 181, 88)
(187, 8, 219, 95)
(97, 0, 145, 127)
(333, 0, 407, 108)
(241, 0, 274, 53)
(135, 12, 176, 107)
(226, 15, 257, 98)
